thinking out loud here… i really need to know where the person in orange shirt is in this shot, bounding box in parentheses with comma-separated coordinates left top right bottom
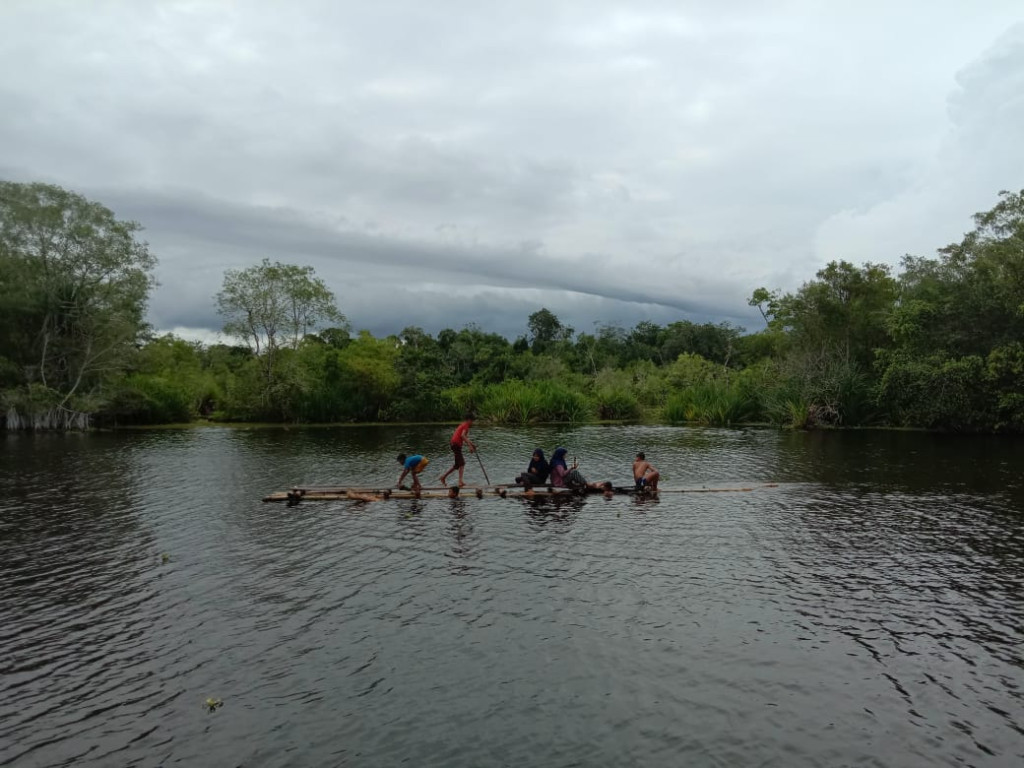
(439, 414, 476, 487)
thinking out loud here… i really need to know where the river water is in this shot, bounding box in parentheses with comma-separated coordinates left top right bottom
(1, 425, 1022, 767)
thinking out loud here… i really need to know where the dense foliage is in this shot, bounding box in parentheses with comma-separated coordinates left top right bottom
(0, 182, 156, 428)
(3, 181, 1022, 431)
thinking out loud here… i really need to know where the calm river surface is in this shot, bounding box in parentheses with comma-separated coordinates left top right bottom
(1, 425, 1023, 767)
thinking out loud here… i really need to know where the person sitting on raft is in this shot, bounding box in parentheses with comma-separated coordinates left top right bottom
(633, 451, 660, 492)
(549, 447, 571, 486)
(565, 462, 615, 498)
(567, 470, 614, 498)
(396, 453, 429, 493)
(515, 448, 549, 487)
(550, 448, 613, 496)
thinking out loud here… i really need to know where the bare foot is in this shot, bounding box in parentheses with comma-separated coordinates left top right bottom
(438, 475, 447, 486)
(458, 481, 466, 488)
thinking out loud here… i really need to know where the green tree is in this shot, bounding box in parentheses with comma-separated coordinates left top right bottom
(217, 259, 345, 353)
(775, 260, 897, 369)
(392, 327, 454, 420)
(661, 321, 742, 366)
(624, 321, 664, 364)
(106, 334, 220, 424)
(747, 287, 781, 328)
(747, 261, 896, 426)
(0, 181, 156, 428)
(318, 326, 351, 349)
(335, 331, 400, 420)
(215, 259, 346, 416)
(527, 307, 573, 354)
(438, 324, 514, 385)
(571, 323, 628, 373)
(876, 352, 991, 431)
(891, 189, 1024, 358)
(876, 189, 1024, 430)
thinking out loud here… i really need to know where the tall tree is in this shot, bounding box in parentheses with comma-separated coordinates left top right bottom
(625, 320, 665, 364)
(438, 324, 513, 384)
(216, 259, 345, 354)
(767, 260, 897, 369)
(527, 307, 572, 353)
(216, 259, 345, 414)
(0, 181, 156, 428)
(891, 189, 1024, 357)
(661, 321, 743, 366)
(878, 189, 1024, 430)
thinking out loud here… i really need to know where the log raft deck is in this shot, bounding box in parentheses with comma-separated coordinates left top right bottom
(263, 483, 780, 505)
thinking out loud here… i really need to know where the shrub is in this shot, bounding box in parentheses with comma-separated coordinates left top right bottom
(664, 380, 758, 425)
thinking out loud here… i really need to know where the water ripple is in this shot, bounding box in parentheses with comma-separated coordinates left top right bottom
(1, 427, 1022, 767)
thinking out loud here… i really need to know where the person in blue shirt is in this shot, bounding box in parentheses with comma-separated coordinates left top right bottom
(396, 453, 430, 493)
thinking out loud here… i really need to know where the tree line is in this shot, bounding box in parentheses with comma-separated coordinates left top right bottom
(2, 180, 1022, 432)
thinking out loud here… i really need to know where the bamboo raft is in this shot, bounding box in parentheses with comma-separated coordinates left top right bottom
(263, 483, 780, 505)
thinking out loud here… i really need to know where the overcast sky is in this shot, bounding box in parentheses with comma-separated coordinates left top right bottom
(2, 1, 1022, 341)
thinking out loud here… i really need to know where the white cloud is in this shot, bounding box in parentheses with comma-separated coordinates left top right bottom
(814, 23, 1024, 268)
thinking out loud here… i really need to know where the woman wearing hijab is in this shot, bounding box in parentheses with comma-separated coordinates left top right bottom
(551, 448, 615, 497)
(549, 447, 570, 487)
(515, 448, 550, 487)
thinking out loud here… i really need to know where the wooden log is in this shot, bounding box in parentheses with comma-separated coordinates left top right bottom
(346, 490, 384, 502)
(283, 484, 508, 494)
(262, 482, 782, 503)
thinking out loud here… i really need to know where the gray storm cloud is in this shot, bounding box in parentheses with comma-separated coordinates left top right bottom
(1, 1, 1021, 339)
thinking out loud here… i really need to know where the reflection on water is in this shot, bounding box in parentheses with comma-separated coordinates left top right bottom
(446, 500, 477, 571)
(518, 495, 585, 533)
(1, 426, 1022, 767)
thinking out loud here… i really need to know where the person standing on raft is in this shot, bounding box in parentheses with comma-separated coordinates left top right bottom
(633, 452, 660, 492)
(439, 414, 476, 487)
(397, 453, 429, 493)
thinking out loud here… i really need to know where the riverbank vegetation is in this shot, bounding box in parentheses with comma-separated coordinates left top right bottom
(2, 181, 1022, 432)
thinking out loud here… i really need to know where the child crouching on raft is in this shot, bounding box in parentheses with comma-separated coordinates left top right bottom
(396, 453, 429, 493)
